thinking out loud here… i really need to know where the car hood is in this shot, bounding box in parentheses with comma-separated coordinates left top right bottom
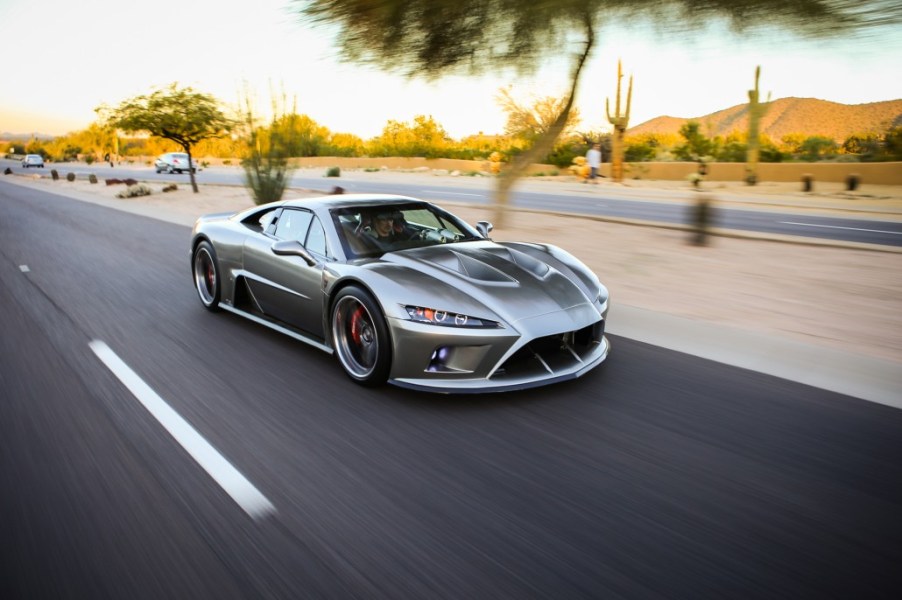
(370, 241, 598, 325)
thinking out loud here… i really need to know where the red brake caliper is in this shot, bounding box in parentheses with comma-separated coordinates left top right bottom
(350, 306, 366, 345)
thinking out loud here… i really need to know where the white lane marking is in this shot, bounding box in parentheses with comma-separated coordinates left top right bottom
(89, 340, 276, 520)
(421, 189, 483, 197)
(19, 265, 30, 272)
(779, 221, 902, 235)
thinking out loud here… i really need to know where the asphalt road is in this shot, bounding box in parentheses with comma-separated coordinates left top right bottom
(6, 159, 902, 247)
(2, 182, 902, 599)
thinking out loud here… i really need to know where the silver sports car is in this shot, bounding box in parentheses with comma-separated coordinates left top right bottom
(190, 194, 610, 393)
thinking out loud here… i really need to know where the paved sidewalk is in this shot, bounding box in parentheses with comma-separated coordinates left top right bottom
(3, 171, 901, 407)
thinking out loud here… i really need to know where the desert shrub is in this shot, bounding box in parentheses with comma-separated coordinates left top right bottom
(115, 184, 152, 198)
(326, 166, 341, 177)
(85, 155, 95, 165)
(66, 172, 75, 182)
(88, 174, 98, 184)
(162, 183, 178, 192)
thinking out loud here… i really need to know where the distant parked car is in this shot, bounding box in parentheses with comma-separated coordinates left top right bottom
(22, 154, 44, 168)
(154, 152, 196, 174)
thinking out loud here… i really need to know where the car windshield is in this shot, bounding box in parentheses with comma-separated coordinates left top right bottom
(331, 202, 483, 259)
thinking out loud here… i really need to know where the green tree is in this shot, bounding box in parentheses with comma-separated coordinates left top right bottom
(799, 135, 839, 161)
(296, 0, 898, 225)
(842, 133, 880, 157)
(883, 126, 902, 161)
(676, 121, 714, 160)
(99, 83, 233, 192)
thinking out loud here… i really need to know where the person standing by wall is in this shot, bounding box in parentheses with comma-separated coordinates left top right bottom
(586, 143, 602, 184)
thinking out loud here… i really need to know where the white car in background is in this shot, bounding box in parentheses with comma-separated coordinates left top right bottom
(22, 154, 45, 168)
(154, 152, 196, 174)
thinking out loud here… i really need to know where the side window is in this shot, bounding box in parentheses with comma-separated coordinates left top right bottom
(274, 209, 313, 242)
(258, 210, 277, 234)
(305, 216, 328, 257)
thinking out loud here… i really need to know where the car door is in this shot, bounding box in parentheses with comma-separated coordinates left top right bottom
(242, 208, 329, 339)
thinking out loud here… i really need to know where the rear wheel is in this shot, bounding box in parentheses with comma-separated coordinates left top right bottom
(331, 286, 391, 386)
(192, 241, 221, 311)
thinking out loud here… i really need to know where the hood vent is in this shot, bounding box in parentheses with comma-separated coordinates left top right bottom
(453, 251, 517, 283)
(481, 247, 551, 279)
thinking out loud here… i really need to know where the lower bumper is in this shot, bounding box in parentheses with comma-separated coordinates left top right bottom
(389, 336, 610, 394)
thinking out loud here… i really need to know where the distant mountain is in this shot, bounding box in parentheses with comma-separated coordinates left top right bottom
(627, 98, 902, 142)
(1, 132, 56, 142)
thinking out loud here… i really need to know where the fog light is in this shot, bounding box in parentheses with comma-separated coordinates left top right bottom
(427, 346, 452, 372)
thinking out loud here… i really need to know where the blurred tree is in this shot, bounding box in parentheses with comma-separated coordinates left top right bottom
(295, 0, 899, 225)
(780, 133, 808, 155)
(98, 83, 233, 192)
(799, 135, 839, 161)
(676, 121, 714, 160)
(241, 90, 298, 205)
(883, 126, 902, 161)
(268, 113, 332, 156)
(496, 87, 581, 141)
(325, 132, 365, 157)
(367, 115, 450, 157)
(842, 133, 881, 158)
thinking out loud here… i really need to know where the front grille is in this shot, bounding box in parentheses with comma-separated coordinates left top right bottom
(491, 319, 605, 381)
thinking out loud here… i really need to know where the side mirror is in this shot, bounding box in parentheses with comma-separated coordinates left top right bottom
(476, 221, 494, 238)
(271, 240, 316, 266)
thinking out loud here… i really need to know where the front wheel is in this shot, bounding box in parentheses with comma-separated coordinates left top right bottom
(192, 241, 221, 311)
(331, 286, 391, 386)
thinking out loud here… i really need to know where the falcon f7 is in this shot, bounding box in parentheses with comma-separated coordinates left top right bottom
(191, 194, 609, 393)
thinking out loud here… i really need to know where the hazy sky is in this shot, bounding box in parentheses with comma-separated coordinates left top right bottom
(2, 0, 900, 139)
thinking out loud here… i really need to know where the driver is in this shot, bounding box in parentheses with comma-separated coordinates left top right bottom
(371, 210, 399, 241)
(364, 209, 415, 245)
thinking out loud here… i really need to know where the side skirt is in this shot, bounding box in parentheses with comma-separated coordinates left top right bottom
(219, 304, 333, 354)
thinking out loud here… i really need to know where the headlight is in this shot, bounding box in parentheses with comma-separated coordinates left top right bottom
(405, 306, 501, 328)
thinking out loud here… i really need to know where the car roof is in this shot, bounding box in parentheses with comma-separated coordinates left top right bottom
(281, 193, 426, 212)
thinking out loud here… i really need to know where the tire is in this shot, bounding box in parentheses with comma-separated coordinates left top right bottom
(192, 241, 221, 311)
(331, 285, 391, 386)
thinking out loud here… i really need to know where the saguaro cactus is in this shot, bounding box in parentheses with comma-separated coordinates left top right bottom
(745, 66, 770, 185)
(606, 59, 633, 183)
